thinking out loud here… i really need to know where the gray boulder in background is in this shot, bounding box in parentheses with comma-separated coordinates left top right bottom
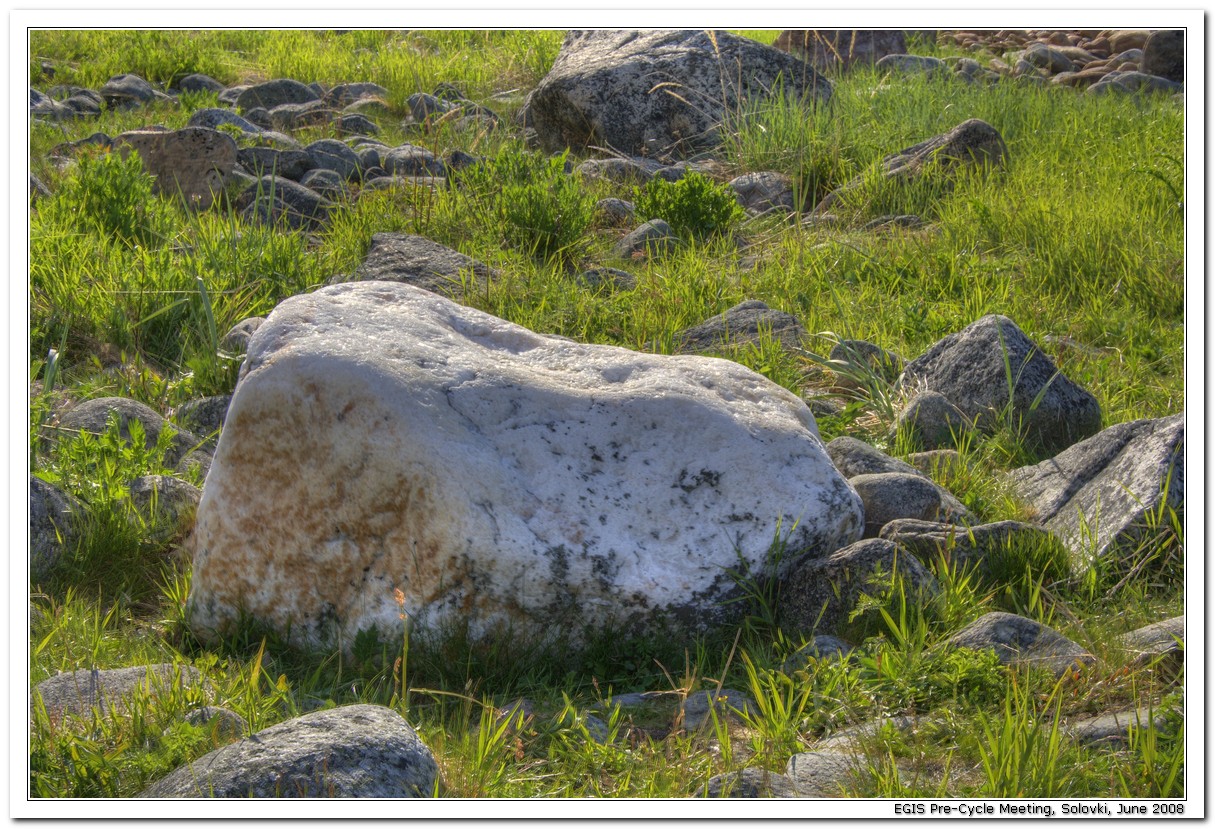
(235, 78, 319, 112)
(525, 29, 832, 159)
(1141, 30, 1184, 84)
(139, 705, 438, 798)
(1009, 413, 1183, 566)
(898, 314, 1102, 456)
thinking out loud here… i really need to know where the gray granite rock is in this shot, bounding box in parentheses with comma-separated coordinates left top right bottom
(1118, 616, 1184, 674)
(1066, 707, 1171, 748)
(139, 705, 438, 798)
(33, 664, 207, 720)
(780, 538, 938, 636)
(526, 29, 832, 159)
(59, 397, 199, 467)
(681, 688, 757, 730)
(613, 219, 682, 260)
(343, 232, 495, 298)
(898, 314, 1102, 456)
(30, 477, 80, 583)
(235, 78, 319, 112)
(127, 475, 202, 540)
(698, 767, 797, 797)
(944, 611, 1095, 676)
(1008, 413, 1183, 565)
(850, 472, 949, 537)
(670, 300, 807, 355)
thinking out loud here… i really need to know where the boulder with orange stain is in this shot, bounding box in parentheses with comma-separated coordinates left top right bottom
(187, 281, 863, 654)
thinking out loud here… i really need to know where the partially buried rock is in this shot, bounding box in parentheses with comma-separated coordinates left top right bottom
(728, 171, 797, 215)
(186, 281, 863, 654)
(779, 538, 937, 636)
(944, 611, 1094, 676)
(343, 232, 495, 298)
(127, 475, 202, 541)
(698, 767, 797, 798)
(33, 664, 206, 721)
(575, 267, 637, 292)
(898, 314, 1102, 456)
(613, 219, 681, 260)
(59, 397, 199, 467)
(825, 339, 904, 391)
(1117, 616, 1183, 676)
(238, 177, 334, 231)
(670, 300, 807, 355)
(817, 119, 1006, 214)
(889, 390, 972, 450)
(880, 518, 1065, 577)
(680, 688, 757, 730)
(139, 705, 438, 798)
(220, 318, 265, 353)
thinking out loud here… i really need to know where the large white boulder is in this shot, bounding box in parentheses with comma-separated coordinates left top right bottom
(187, 282, 862, 652)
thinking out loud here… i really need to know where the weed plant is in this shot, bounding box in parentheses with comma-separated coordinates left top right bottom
(25, 29, 1185, 801)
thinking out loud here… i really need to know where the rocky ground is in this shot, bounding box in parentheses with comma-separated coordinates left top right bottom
(29, 29, 1185, 799)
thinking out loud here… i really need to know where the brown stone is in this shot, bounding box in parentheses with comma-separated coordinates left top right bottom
(773, 30, 908, 72)
(115, 127, 237, 210)
(1109, 29, 1151, 53)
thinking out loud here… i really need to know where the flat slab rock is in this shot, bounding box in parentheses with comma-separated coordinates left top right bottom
(344, 232, 495, 298)
(33, 664, 207, 721)
(114, 127, 237, 210)
(140, 705, 438, 798)
(188, 281, 863, 653)
(1009, 413, 1184, 564)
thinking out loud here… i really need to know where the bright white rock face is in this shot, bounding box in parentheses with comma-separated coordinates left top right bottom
(187, 282, 863, 652)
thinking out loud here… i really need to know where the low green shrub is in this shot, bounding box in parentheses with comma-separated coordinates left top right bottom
(451, 147, 595, 262)
(634, 171, 745, 240)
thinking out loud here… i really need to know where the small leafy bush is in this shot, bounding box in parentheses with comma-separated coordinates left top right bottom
(634, 171, 745, 240)
(452, 147, 594, 262)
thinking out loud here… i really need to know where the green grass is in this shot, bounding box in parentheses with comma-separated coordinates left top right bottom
(26, 29, 1185, 801)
